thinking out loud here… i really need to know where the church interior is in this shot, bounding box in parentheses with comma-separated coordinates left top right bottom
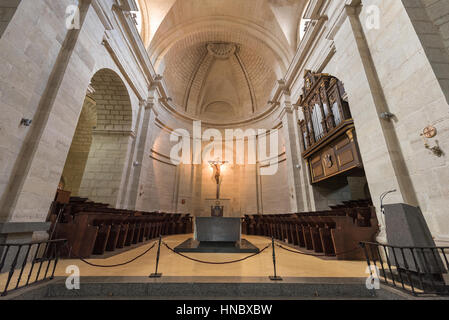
(1, 0, 449, 302)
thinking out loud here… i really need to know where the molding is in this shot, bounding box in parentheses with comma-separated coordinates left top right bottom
(112, 3, 158, 86)
(150, 149, 172, 161)
(259, 152, 287, 167)
(314, 41, 336, 72)
(92, 129, 136, 138)
(303, 0, 325, 20)
(117, 0, 139, 12)
(325, 0, 350, 41)
(282, 17, 328, 96)
(434, 234, 449, 244)
(150, 149, 177, 167)
(102, 32, 144, 100)
(157, 98, 281, 129)
(92, 0, 114, 31)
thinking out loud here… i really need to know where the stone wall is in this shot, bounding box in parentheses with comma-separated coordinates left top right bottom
(61, 96, 97, 195)
(0, 0, 20, 38)
(296, 0, 449, 244)
(403, 0, 449, 104)
(2, 0, 449, 248)
(0, 0, 92, 223)
(360, 0, 449, 244)
(0, 0, 148, 228)
(260, 158, 290, 214)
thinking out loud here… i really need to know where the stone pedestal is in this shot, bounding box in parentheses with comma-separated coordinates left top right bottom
(385, 203, 445, 274)
(174, 217, 259, 253)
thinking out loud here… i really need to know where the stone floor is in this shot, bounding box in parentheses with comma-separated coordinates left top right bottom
(0, 234, 370, 292)
(59, 234, 370, 277)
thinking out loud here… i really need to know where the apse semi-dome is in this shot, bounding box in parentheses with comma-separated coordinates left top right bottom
(139, 0, 308, 124)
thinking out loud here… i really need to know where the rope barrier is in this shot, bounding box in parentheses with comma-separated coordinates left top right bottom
(65, 241, 157, 268)
(275, 243, 361, 257)
(62, 236, 360, 270)
(162, 241, 271, 265)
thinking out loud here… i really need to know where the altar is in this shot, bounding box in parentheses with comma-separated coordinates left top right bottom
(174, 217, 259, 253)
(173, 159, 259, 253)
(195, 217, 240, 242)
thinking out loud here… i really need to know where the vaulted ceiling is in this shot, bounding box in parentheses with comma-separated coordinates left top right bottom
(137, 0, 308, 123)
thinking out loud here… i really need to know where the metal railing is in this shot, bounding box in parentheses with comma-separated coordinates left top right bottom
(360, 242, 449, 296)
(0, 239, 67, 296)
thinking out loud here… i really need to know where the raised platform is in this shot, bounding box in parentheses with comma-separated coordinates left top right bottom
(174, 238, 259, 253)
(2, 276, 413, 300)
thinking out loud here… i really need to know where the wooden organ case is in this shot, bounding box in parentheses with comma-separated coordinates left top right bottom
(298, 71, 363, 184)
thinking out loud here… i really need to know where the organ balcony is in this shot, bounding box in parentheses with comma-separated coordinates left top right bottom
(298, 71, 364, 184)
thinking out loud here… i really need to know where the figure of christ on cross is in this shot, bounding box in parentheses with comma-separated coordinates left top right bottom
(208, 160, 228, 200)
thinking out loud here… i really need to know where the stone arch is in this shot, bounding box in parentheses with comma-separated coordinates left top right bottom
(60, 94, 97, 195)
(61, 69, 133, 207)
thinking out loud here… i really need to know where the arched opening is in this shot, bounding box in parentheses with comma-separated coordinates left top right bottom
(59, 69, 133, 207)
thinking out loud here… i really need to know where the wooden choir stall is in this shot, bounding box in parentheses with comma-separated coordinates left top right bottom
(48, 191, 193, 258)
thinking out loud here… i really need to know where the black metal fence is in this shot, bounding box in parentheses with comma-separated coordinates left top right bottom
(0, 239, 67, 297)
(360, 242, 449, 296)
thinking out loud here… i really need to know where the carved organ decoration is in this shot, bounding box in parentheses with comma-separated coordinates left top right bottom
(298, 71, 363, 184)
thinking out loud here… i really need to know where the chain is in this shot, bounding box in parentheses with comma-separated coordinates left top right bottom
(64, 241, 157, 268)
(162, 241, 270, 265)
(276, 243, 361, 257)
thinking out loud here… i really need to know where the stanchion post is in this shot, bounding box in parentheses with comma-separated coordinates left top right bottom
(149, 235, 163, 278)
(269, 237, 282, 281)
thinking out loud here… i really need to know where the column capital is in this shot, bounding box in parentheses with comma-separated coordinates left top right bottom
(141, 97, 156, 110)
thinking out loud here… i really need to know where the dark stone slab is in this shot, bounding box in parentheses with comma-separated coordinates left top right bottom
(0, 222, 51, 234)
(384, 203, 446, 274)
(195, 217, 241, 242)
(174, 238, 260, 253)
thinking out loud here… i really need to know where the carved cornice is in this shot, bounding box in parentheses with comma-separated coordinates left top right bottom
(92, 129, 136, 138)
(92, 0, 113, 31)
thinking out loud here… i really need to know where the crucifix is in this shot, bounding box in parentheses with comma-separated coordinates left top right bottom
(208, 159, 228, 200)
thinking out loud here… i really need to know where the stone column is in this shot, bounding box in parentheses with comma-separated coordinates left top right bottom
(123, 98, 158, 210)
(329, 2, 420, 242)
(279, 92, 306, 213)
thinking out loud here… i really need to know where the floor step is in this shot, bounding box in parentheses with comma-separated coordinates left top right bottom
(8, 276, 410, 300)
